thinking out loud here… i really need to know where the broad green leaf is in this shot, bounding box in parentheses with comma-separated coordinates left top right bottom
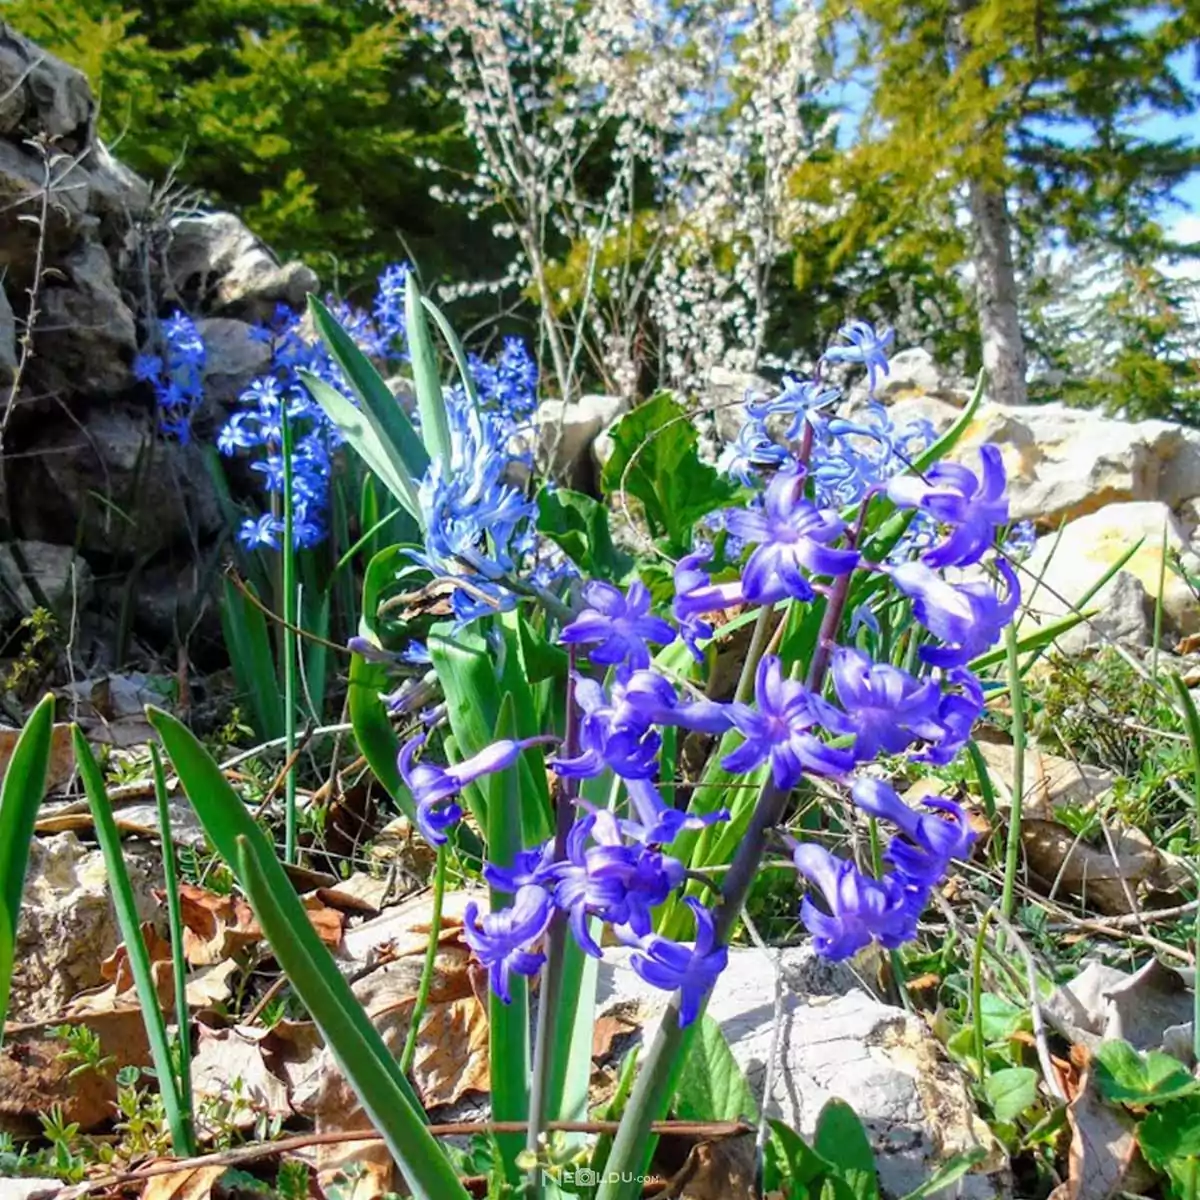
(766, 1120, 833, 1195)
(536, 486, 634, 582)
(405, 274, 453, 469)
(146, 707, 470, 1200)
(984, 1067, 1039, 1123)
(813, 1099, 879, 1200)
(233, 834, 469, 1200)
(674, 1015, 759, 1122)
(0, 692, 55, 1036)
(300, 371, 422, 521)
(73, 727, 195, 1155)
(1095, 1040, 1200, 1107)
(1140, 1096, 1200, 1168)
(600, 393, 738, 553)
(486, 696, 529, 1185)
(1161, 1155, 1200, 1200)
(897, 1148, 988, 1200)
(308, 295, 429, 480)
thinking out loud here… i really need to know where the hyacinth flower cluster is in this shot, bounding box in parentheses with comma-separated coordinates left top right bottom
(134, 312, 207, 444)
(397, 324, 1021, 1029)
(142, 262, 545, 558)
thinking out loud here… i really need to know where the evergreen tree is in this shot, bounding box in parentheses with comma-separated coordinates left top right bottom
(800, 0, 1200, 407)
(4, 0, 499, 295)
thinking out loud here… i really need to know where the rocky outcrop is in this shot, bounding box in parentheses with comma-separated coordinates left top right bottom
(0, 23, 318, 661)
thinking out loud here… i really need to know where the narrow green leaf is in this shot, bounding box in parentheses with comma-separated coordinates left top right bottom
(233, 835, 469, 1200)
(814, 1099, 879, 1200)
(421, 295, 481, 411)
(145, 708, 428, 1121)
(300, 371, 422, 522)
(405, 274, 452, 469)
(674, 1015, 759, 1122)
(767, 1120, 833, 1192)
(0, 896, 12, 1045)
(898, 1148, 988, 1200)
(308, 295, 429, 480)
(219, 578, 283, 740)
(0, 693, 55, 934)
(73, 727, 195, 1155)
(984, 1066, 1039, 1123)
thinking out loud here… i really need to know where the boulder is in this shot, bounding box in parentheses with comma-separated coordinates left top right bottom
(30, 238, 137, 396)
(0, 540, 93, 621)
(0, 139, 91, 266)
(598, 947, 1006, 1200)
(1017, 500, 1200, 654)
(166, 211, 318, 317)
(0, 25, 93, 148)
(849, 347, 971, 407)
(10, 406, 223, 559)
(535, 393, 628, 486)
(954, 401, 1200, 527)
(0, 284, 14, 380)
(11, 832, 161, 1023)
(702, 365, 768, 443)
(196, 316, 272, 406)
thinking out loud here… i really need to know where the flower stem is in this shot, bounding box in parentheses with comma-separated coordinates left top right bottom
(596, 780, 788, 1200)
(526, 656, 580, 1184)
(998, 622, 1025, 937)
(401, 841, 447, 1074)
(280, 404, 299, 864)
(733, 603, 776, 705)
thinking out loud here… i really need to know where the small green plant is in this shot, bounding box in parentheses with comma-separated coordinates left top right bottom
(47, 1024, 116, 1080)
(1, 609, 60, 697)
(112, 1066, 172, 1158)
(37, 1105, 89, 1184)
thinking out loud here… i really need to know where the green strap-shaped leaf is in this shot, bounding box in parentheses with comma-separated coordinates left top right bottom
(73, 727, 195, 1155)
(300, 371, 422, 522)
(233, 835, 469, 1200)
(219, 577, 284, 741)
(0, 692, 55, 1035)
(405, 274, 453, 470)
(308, 295, 429, 481)
(421, 295, 481, 412)
(487, 695, 529, 1185)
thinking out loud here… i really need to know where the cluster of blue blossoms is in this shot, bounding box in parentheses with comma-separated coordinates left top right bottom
(396, 323, 1021, 1028)
(141, 263, 542, 561)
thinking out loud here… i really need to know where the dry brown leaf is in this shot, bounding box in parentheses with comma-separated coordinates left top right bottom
(410, 993, 490, 1108)
(0, 1010, 151, 1133)
(1062, 1050, 1140, 1200)
(663, 1136, 757, 1200)
(185, 959, 241, 1009)
(191, 1025, 292, 1131)
(0, 722, 74, 792)
(176, 884, 261, 966)
(302, 895, 345, 949)
(1021, 820, 1162, 915)
(102, 922, 174, 997)
(339, 889, 472, 966)
(141, 1165, 226, 1200)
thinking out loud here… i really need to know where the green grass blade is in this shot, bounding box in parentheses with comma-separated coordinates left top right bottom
(1171, 673, 1200, 841)
(233, 835, 469, 1200)
(73, 728, 195, 1155)
(145, 709, 444, 1128)
(404, 274, 452, 469)
(0, 896, 11, 1042)
(150, 743, 195, 1152)
(300, 371, 422, 523)
(308, 296, 430, 481)
(281, 400, 300, 865)
(488, 696, 530, 1184)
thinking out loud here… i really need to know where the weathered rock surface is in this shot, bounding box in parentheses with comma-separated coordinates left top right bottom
(850, 347, 971, 407)
(11, 832, 162, 1023)
(956, 402, 1200, 528)
(195, 316, 272, 405)
(536, 393, 628, 485)
(0, 539, 93, 620)
(598, 947, 1007, 1200)
(1017, 500, 1200, 654)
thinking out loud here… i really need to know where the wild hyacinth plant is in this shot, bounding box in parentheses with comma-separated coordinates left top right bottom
(144, 276, 1021, 1199)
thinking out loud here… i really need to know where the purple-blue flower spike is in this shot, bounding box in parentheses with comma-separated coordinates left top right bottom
(886, 444, 1009, 568)
(723, 655, 855, 789)
(724, 463, 860, 605)
(821, 647, 946, 762)
(850, 778, 975, 869)
(462, 885, 553, 1004)
(673, 545, 745, 661)
(623, 898, 729, 1028)
(886, 558, 1020, 668)
(560, 580, 676, 669)
(821, 321, 894, 394)
(789, 841, 912, 959)
(399, 732, 557, 845)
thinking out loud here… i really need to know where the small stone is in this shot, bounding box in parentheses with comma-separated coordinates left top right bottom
(196, 316, 272, 406)
(535, 394, 628, 486)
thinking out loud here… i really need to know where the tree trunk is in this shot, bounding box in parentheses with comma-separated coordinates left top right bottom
(966, 173, 1028, 406)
